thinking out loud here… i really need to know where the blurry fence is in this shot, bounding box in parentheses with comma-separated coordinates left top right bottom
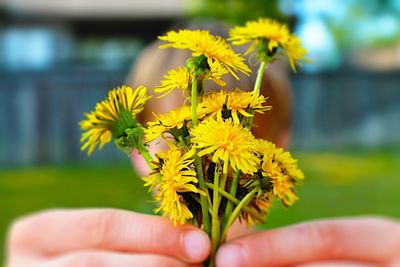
(0, 67, 399, 166)
(291, 69, 400, 150)
(0, 67, 131, 167)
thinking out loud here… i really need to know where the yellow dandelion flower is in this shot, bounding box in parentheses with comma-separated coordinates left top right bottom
(273, 146, 305, 182)
(199, 89, 272, 124)
(145, 105, 204, 142)
(191, 118, 260, 174)
(229, 18, 308, 71)
(155, 67, 190, 98)
(207, 60, 229, 86)
(80, 85, 151, 155)
(155, 64, 227, 98)
(272, 175, 299, 206)
(229, 18, 290, 54)
(241, 191, 274, 226)
(158, 29, 251, 79)
(143, 145, 200, 225)
(257, 139, 304, 207)
(282, 35, 309, 73)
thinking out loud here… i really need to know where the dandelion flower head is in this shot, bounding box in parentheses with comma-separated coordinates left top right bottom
(241, 191, 274, 226)
(144, 145, 200, 225)
(159, 29, 251, 79)
(229, 18, 290, 53)
(200, 89, 272, 124)
(229, 18, 308, 72)
(191, 118, 260, 174)
(282, 35, 309, 73)
(145, 105, 202, 142)
(155, 63, 227, 98)
(80, 85, 151, 155)
(257, 139, 305, 206)
(155, 67, 190, 98)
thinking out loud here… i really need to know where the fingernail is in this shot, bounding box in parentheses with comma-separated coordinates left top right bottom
(216, 244, 245, 267)
(182, 230, 209, 261)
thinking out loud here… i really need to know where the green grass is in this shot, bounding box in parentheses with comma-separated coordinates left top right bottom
(1, 150, 400, 264)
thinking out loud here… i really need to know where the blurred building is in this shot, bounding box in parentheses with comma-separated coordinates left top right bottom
(0, 0, 399, 167)
(0, 0, 181, 166)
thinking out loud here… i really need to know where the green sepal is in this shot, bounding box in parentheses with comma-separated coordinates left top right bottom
(257, 38, 278, 64)
(114, 123, 146, 155)
(111, 105, 137, 138)
(187, 55, 211, 78)
(243, 172, 271, 198)
(169, 122, 191, 146)
(192, 54, 209, 70)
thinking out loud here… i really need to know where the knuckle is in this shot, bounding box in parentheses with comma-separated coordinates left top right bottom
(86, 209, 119, 248)
(295, 221, 340, 257)
(259, 234, 281, 260)
(141, 217, 176, 250)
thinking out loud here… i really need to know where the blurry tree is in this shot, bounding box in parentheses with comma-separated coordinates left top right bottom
(288, 0, 400, 50)
(187, 0, 291, 26)
(280, 0, 400, 71)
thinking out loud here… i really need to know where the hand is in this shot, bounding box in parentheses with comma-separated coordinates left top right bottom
(216, 217, 400, 267)
(6, 208, 210, 267)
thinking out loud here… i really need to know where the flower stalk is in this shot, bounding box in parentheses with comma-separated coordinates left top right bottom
(211, 164, 221, 256)
(253, 61, 267, 96)
(191, 75, 211, 236)
(222, 170, 240, 229)
(220, 188, 258, 242)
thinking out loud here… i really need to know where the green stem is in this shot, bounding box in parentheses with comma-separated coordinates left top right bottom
(192, 194, 213, 215)
(193, 155, 210, 234)
(191, 77, 199, 126)
(191, 76, 211, 236)
(246, 61, 267, 130)
(205, 182, 265, 223)
(138, 145, 153, 166)
(219, 170, 228, 202)
(253, 61, 266, 95)
(211, 165, 221, 254)
(220, 189, 257, 242)
(222, 170, 240, 229)
(208, 163, 226, 267)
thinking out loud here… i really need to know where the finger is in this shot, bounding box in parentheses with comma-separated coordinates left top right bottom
(9, 208, 210, 264)
(131, 141, 166, 177)
(296, 261, 380, 267)
(226, 219, 256, 240)
(38, 251, 200, 267)
(131, 150, 150, 177)
(216, 217, 400, 267)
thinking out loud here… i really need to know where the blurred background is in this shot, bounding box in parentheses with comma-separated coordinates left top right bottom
(1, 0, 399, 263)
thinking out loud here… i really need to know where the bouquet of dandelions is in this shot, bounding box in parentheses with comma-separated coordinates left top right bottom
(80, 17, 308, 266)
